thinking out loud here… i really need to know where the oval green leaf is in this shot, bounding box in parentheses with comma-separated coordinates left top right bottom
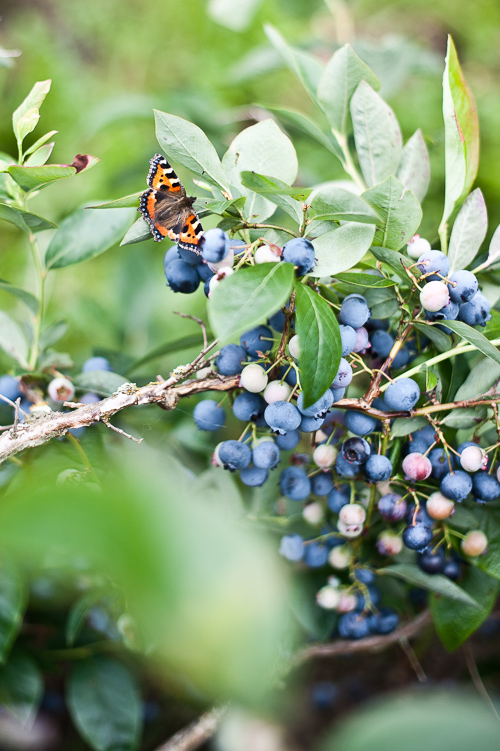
(310, 222, 375, 277)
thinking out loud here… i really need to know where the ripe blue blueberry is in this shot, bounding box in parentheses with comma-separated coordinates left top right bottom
(458, 292, 492, 327)
(303, 542, 329, 568)
(279, 534, 304, 561)
(472, 472, 500, 502)
(364, 454, 392, 482)
(443, 557, 462, 581)
(82, 356, 112, 372)
(417, 546, 446, 574)
(352, 326, 370, 354)
(197, 263, 214, 282)
(219, 440, 252, 470)
(239, 465, 269, 486)
(383, 378, 420, 411)
(368, 608, 399, 635)
(268, 309, 286, 331)
(327, 485, 350, 513)
(199, 228, 230, 263)
(342, 436, 371, 464)
(440, 470, 473, 501)
(331, 387, 346, 403)
(356, 584, 381, 610)
(448, 270, 478, 303)
(378, 493, 407, 521)
(370, 329, 394, 358)
(0, 375, 22, 403)
(300, 414, 325, 432)
(345, 410, 379, 436)
(240, 325, 273, 356)
(339, 325, 357, 357)
(355, 567, 375, 585)
(215, 344, 247, 375)
(405, 502, 433, 527)
(310, 682, 339, 710)
(163, 246, 181, 267)
(416, 250, 449, 280)
(178, 246, 203, 266)
(338, 611, 371, 639)
(426, 299, 460, 322)
(233, 392, 266, 421)
(312, 472, 334, 496)
(282, 237, 316, 275)
(279, 465, 311, 500)
(252, 441, 280, 469)
(335, 453, 359, 477)
(429, 448, 454, 480)
(331, 358, 353, 389)
(339, 294, 370, 329)
(265, 400, 301, 434)
(392, 346, 410, 369)
(276, 430, 300, 450)
(193, 399, 225, 431)
(165, 259, 200, 293)
(402, 524, 433, 551)
(297, 389, 333, 418)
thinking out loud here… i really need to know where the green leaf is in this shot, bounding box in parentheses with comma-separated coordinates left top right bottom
(436, 319, 500, 366)
(294, 282, 341, 408)
(0, 651, 43, 727)
(25, 141, 54, 167)
(197, 196, 246, 218)
(66, 593, 103, 646)
(0, 203, 56, 232)
(240, 171, 304, 223)
(154, 110, 228, 191)
(45, 207, 134, 270)
(67, 656, 142, 751)
(442, 406, 486, 429)
(448, 188, 487, 273)
(390, 416, 428, 437)
(22, 129, 58, 158)
(430, 567, 499, 651)
(128, 334, 207, 373)
(207, 0, 262, 31)
(317, 44, 380, 135)
(379, 563, 482, 608)
(369, 245, 420, 284)
(414, 322, 452, 352)
(89, 193, 142, 210)
(363, 177, 422, 250)
(364, 286, 400, 319)
(333, 272, 395, 288)
(453, 357, 500, 402)
(8, 163, 75, 191)
(74, 370, 127, 397)
(0, 311, 29, 369)
(310, 223, 375, 277)
(308, 186, 378, 225)
(0, 561, 27, 663)
(120, 217, 151, 246)
(208, 263, 294, 343)
(0, 279, 39, 315)
(39, 319, 68, 350)
(222, 120, 298, 223)
(264, 25, 324, 103)
(258, 104, 343, 160)
(484, 222, 500, 268)
(440, 36, 480, 237)
(350, 81, 402, 187)
(12, 80, 51, 145)
(396, 129, 431, 203)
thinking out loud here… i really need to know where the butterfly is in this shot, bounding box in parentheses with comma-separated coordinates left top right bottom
(139, 154, 204, 251)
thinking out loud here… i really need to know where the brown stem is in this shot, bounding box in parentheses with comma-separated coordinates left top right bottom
(154, 706, 227, 751)
(363, 321, 414, 404)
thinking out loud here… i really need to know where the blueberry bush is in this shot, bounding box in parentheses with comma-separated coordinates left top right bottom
(0, 25, 500, 751)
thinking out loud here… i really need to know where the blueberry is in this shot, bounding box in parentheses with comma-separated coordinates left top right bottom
(82, 356, 112, 373)
(279, 465, 311, 500)
(342, 436, 371, 464)
(310, 681, 339, 710)
(345, 410, 379, 436)
(219, 440, 252, 471)
(429, 448, 454, 480)
(300, 414, 325, 432)
(368, 607, 399, 634)
(405, 502, 433, 527)
(265, 400, 301, 434)
(163, 246, 181, 267)
(392, 346, 410, 369)
(252, 441, 280, 469)
(197, 263, 214, 282)
(178, 245, 203, 266)
(303, 542, 329, 567)
(378, 493, 407, 521)
(282, 237, 316, 275)
(335, 453, 359, 477)
(448, 270, 478, 303)
(414, 425, 437, 445)
(233, 392, 265, 421)
(331, 358, 353, 389)
(279, 534, 304, 561)
(331, 387, 346, 403)
(402, 524, 433, 551)
(364, 454, 392, 481)
(458, 292, 491, 327)
(239, 465, 268, 486)
(327, 485, 350, 513)
(276, 430, 300, 450)
(215, 344, 247, 375)
(356, 584, 381, 609)
(203, 277, 211, 297)
(339, 294, 370, 329)
(199, 228, 230, 263)
(165, 259, 200, 293)
(426, 300, 460, 322)
(268, 309, 286, 331)
(472, 472, 500, 502)
(297, 389, 333, 418)
(0, 375, 22, 403)
(407, 437, 431, 454)
(383, 378, 420, 411)
(339, 325, 357, 356)
(440, 470, 473, 501)
(240, 325, 273, 356)
(338, 611, 371, 639)
(312, 472, 334, 496)
(370, 329, 394, 358)
(355, 567, 375, 584)
(416, 250, 449, 280)
(352, 326, 370, 354)
(443, 557, 462, 581)
(417, 546, 446, 574)
(193, 399, 225, 431)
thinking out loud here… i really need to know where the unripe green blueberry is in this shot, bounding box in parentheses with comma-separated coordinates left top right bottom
(376, 530, 403, 556)
(461, 530, 488, 557)
(337, 518, 364, 538)
(208, 267, 234, 296)
(207, 248, 234, 272)
(339, 503, 366, 526)
(302, 502, 325, 525)
(288, 335, 300, 358)
(426, 491, 455, 520)
(337, 591, 358, 613)
(255, 245, 282, 264)
(407, 234, 431, 260)
(313, 444, 337, 469)
(316, 585, 341, 610)
(263, 380, 291, 404)
(328, 544, 352, 568)
(212, 443, 224, 467)
(420, 281, 450, 312)
(240, 364, 268, 393)
(460, 445, 486, 473)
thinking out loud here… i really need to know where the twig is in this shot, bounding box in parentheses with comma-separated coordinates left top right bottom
(292, 610, 431, 666)
(12, 398, 21, 437)
(174, 312, 208, 351)
(154, 706, 227, 751)
(102, 419, 143, 444)
(364, 321, 413, 403)
(0, 393, 29, 418)
(398, 636, 427, 682)
(463, 642, 500, 722)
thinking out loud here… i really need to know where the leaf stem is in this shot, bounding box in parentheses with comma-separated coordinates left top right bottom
(27, 229, 46, 371)
(333, 130, 366, 192)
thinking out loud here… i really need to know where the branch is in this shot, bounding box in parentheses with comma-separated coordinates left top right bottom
(154, 706, 227, 751)
(291, 609, 432, 666)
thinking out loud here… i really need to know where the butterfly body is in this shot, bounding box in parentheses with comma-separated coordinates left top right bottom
(139, 154, 204, 251)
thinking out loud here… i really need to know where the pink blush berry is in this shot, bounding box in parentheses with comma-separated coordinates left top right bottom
(402, 452, 432, 481)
